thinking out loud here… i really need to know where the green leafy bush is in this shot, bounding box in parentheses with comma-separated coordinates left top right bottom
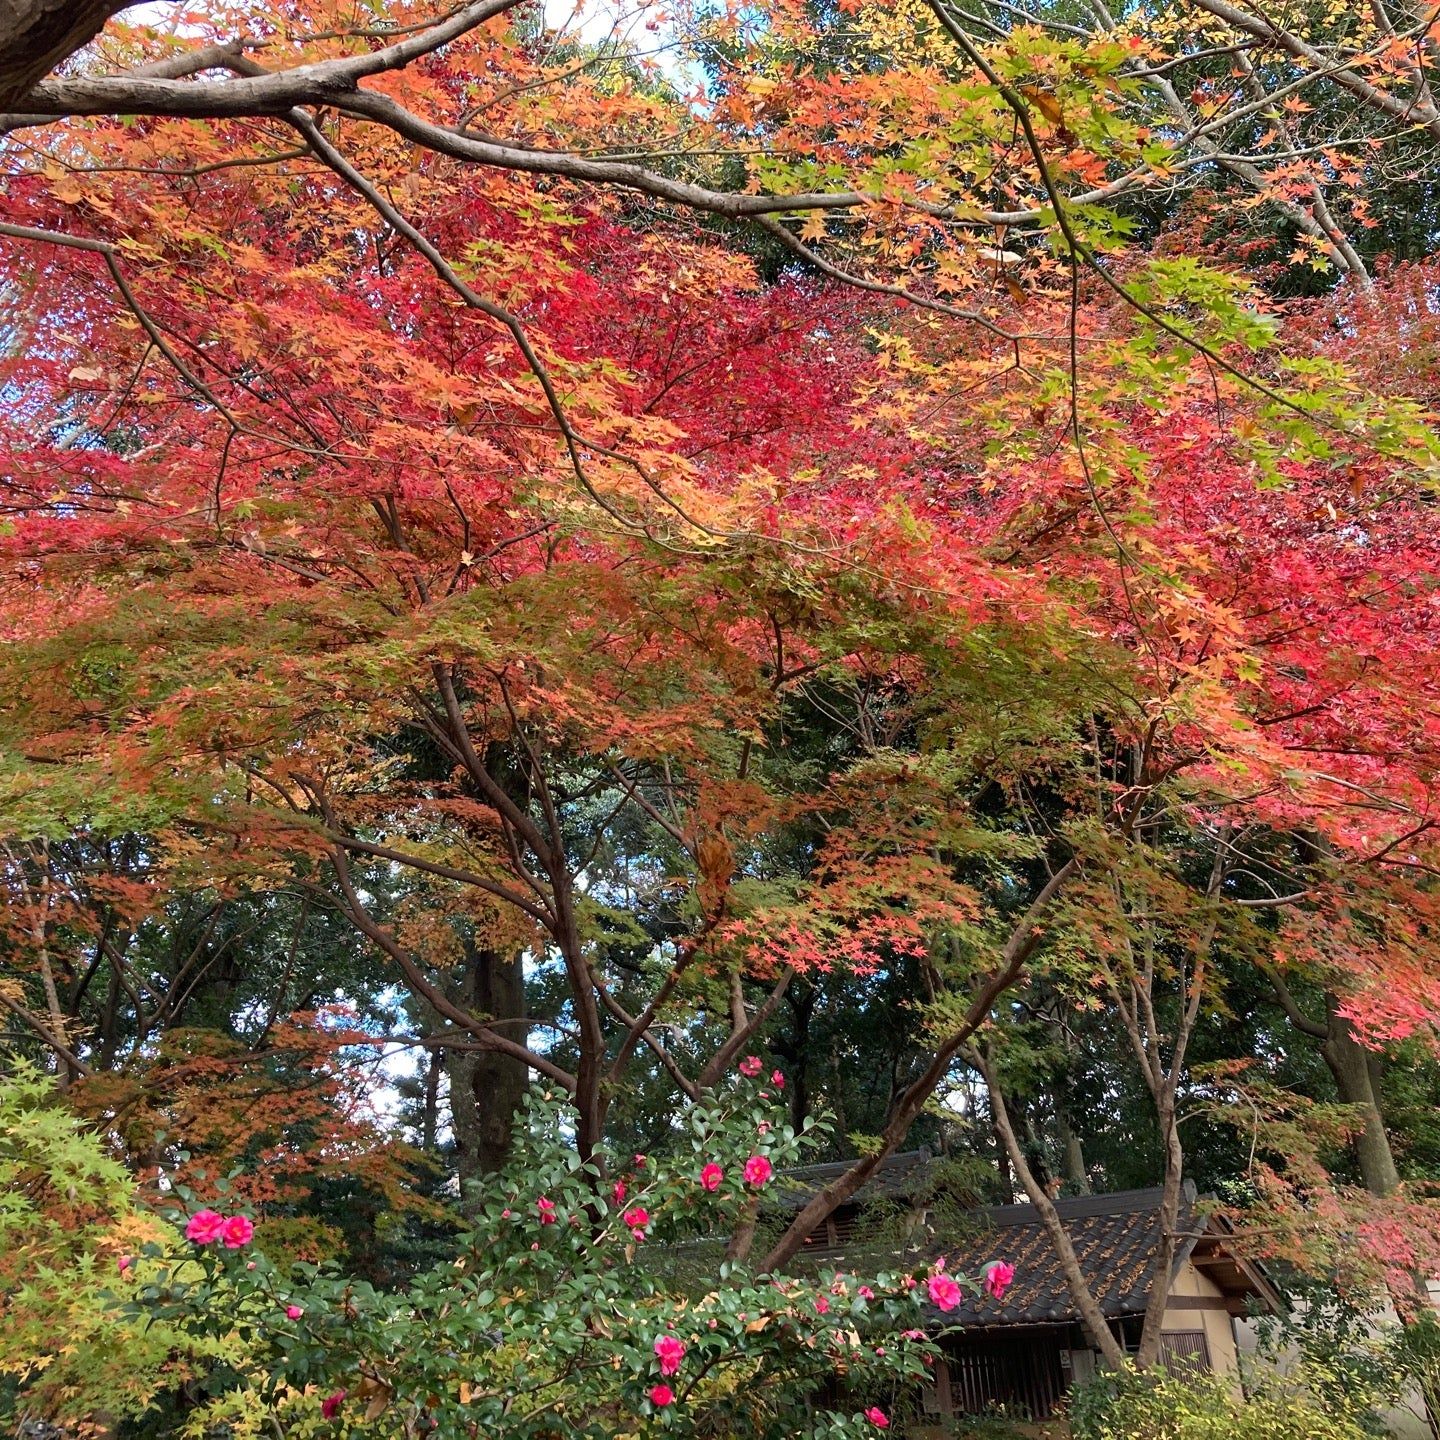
(1069, 1364, 1372, 1440)
(0, 1063, 235, 1432)
(1251, 1274, 1440, 1435)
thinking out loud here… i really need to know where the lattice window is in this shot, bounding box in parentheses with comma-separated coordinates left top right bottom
(800, 1207, 862, 1253)
(940, 1337, 1068, 1420)
(1159, 1330, 1212, 1377)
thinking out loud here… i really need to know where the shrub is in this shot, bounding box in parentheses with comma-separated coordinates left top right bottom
(0, 1063, 233, 1434)
(1251, 1274, 1440, 1434)
(2, 1065, 1009, 1439)
(1069, 1364, 1372, 1440)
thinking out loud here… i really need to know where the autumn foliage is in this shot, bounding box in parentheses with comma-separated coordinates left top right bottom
(2, 0, 1440, 1432)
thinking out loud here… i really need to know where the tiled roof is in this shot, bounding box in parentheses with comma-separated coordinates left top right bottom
(924, 1186, 1197, 1328)
(768, 1155, 1280, 1328)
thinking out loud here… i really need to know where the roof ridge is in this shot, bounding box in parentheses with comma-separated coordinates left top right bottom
(778, 1148, 933, 1180)
(975, 1186, 1182, 1226)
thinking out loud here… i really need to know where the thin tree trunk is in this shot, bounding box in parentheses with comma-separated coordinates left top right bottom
(780, 981, 813, 1135)
(992, 1108, 1013, 1194)
(422, 1045, 442, 1153)
(1110, 838, 1225, 1369)
(760, 857, 1080, 1272)
(982, 1054, 1127, 1367)
(1134, 1095, 1185, 1368)
(26, 849, 74, 1089)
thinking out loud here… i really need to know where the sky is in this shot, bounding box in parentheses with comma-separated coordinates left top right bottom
(117, 0, 656, 54)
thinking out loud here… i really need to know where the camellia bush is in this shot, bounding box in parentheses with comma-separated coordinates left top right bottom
(6, 1061, 1013, 1438)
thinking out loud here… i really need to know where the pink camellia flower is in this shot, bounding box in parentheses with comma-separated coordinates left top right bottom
(743, 1154, 773, 1187)
(984, 1260, 1015, 1301)
(858, 1286, 875, 1300)
(757, 1121, 771, 1136)
(928, 1274, 963, 1312)
(653, 1335, 686, 1376)
(903, 1274, 917, 1290)
(634, 1154, 647, 1168)
(185, 1209, 226, 1245)
(537, 1196, 557, 1224)
(286, 1305, 304, 1320)
(933, 1257, 946, 1273)
(738, 1055, 763, 1077)
(865, 1407, 890, 1428)
(321, 1390, 346, 1419)
(624, 1206, 650, 1231)
(613, 1179, 627, 1206)
(814, 1296, 830, 1315)
(771, 1069, 785, 1089)
(649, 1384, 675, 1408)
(221, 1214, 255, 1249)
(501, 1208, 512, 1219)
(699, 1163, 724, 1192)
(117, 1254, 133, 1276)
(903, 1329, 926, 1341)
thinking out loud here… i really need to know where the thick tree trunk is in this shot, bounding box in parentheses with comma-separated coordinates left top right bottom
(1271, 969, 1437, 1429)
(780, 982, 813, 1135)
(446, 945, 527, 1196)
(1268, 968, 1403, 1197)
(421, 1045, 442, 1153)
(1021, 1108, 1057, 1192)
(0, 0, 131, 108)
(726, 1196, 760, 1263)
(1058, 1112, 1090, 1194)
(1275, 973, 1437, 1431)
(1283, 837, 1404, 1197)
(1321, 1006, 1440, 1433)
(1321, 1001, 1402, 1196)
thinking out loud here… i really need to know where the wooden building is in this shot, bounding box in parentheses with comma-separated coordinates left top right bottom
(778, 1159, 1283, 1424)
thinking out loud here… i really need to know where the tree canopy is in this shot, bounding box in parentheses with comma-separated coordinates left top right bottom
(2, 0, 1439, 1434)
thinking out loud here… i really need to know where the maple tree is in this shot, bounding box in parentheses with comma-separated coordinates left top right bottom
(2, 0, 1440, 1434)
